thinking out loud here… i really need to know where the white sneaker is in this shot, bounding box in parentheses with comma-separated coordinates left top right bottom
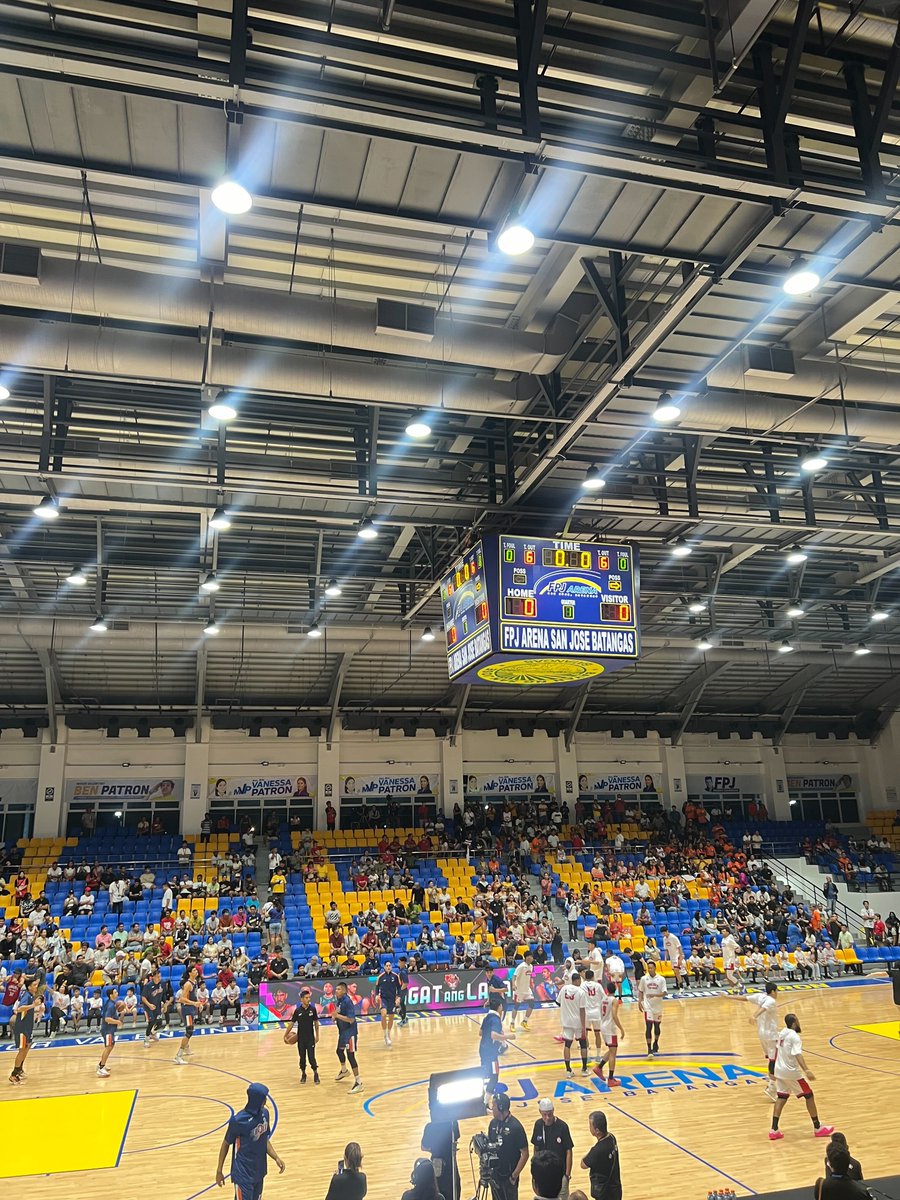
(173, 1055, 187, 1065)
(335, 1068, 350, 1081)
(349, 1080, 363, 1094)
(384, 1033, 390, 1046)
(96, 1067, 110, 1077)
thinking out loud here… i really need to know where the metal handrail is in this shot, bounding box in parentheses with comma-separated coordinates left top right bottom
(761, 852, 862, 933)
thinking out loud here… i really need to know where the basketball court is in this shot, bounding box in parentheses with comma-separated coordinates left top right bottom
(6, 978, 897, 1198)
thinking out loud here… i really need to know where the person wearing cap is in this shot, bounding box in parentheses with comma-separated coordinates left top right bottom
(215, 1082, 285, 1199)
(531, 1101, 573, 1199)
(487, 1092, 528, 1200)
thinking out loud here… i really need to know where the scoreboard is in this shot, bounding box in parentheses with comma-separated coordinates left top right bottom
(440, 535, 640, 685)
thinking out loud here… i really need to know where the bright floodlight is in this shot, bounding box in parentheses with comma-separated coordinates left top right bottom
(90, 614, 109, 633)
(786, 545, 808, 565)
(783, 258, 820, 296)
(325, 578, 342, 598)
(0, 384, 9, 401)
(870, 608, 890, 622)
(497, 223, 535, 256)
(436, 1078, 485, 1106)
(203, 618, 220, 636)
(696, 634, 713, 651)
(777, 640, 794, 654)
(33, 495, 59, 520)
(653, 392, 682, 423)
(211, 179, 252, 215)
(307, 621, 322, 638)
(405, 416, 432, 439)
(671, 540, 692, 558)
(785, 601, 805, 618)
(687, 600, 707, 615)
(358, 520, 379, 540)
(200, 573, 221, 593)
(207, 395, 237, 422)
(209, 505, 232, 531)
(854, 642, 871, 656)
(582, 465, 606, 491)
(800, 451, 829, 472)
(66, 567, 88, 587)
(421, 626, 436, 642)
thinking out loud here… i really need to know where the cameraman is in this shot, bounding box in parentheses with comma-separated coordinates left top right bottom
(421, 1117, 460, 1200)
(487, 1092, 528, 1200)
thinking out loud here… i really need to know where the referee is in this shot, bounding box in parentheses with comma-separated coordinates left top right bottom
(289, 988, 320, 1084)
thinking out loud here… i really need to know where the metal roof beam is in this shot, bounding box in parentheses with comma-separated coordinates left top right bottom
(756, 662, 821, 713)
(564, 682, 592, 750)
(450, 684, 471, 746)
(328, 652, 355, 743)
(672, 660, 732, 744)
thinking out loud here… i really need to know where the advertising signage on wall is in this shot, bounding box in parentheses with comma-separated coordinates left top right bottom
(787, 773, 857, 791)
(66, 778, 184, 802)
(685, 771, 763, 794)
(464, 773, 556, 796)
(340, 773, 439, 797)
(208, 775, 317, 800)
(0, 779, 38, 806)
(578, 772, 661, 794)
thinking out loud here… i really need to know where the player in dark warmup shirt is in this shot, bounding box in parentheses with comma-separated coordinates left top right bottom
(174, 965, 201, 1065)
(216, 1082, 285, 1200)
(375, 961, 400, 1047)
(8, 979, 42, 1085)
(397, 955, 410, 1026)
(289, 988, 320, 1084)
(333, 981, 363, 1094)
(98, 988, 122, 1077)
(142, 967, 165, 1044)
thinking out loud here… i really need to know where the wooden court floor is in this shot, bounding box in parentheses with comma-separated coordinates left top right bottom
(4, 980, 898, 1199)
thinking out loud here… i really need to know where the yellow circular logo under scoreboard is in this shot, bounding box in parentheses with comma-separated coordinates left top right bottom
(476, 659, 606, 685)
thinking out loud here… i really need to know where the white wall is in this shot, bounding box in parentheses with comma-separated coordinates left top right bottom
(3, 720, 886, 835)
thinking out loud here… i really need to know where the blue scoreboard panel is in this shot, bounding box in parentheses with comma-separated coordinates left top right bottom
(441, 535, 640, 685)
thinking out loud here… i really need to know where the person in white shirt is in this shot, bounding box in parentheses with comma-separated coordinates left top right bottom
(596, 980, 625, 1086)
(732, 981, 780, 1099)
(122, 986, 139, 1026)
(69, 990, 84, 1032)
(510, 951, 536, 1031)
(196, 983, 210, 1024)
(637, 960, 667, 1057)
(662, 929, 686, 990)
(108, 876, 127, 917)
(604, 951, 626, 998)
(720, 930, 742, 990)
(557, 973, 588, 1076)
(224, 982, 241, 1021)
(86, 990, 103, 1030)
(580, 969, 605, 1059)
(566, 901, 580, 942)
(770, 1013, 834, 1141)
(210, 984, 227, 1020)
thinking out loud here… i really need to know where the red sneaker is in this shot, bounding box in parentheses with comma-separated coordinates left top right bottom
(607, 1077, 622, 1087)
(768, 1130, 784, 1141)
(814, 1126, 834, 1138)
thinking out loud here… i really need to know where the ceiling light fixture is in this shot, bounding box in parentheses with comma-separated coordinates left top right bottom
(66, 567, 88, 587)
(777, 640, 794, 654)
(209, 505, 232, 531)
(307, 620, 322, 639)
(652, 391, 682, 423)
(800, 450, 829, 473)
(870, 608, 890, 622)
(782, 257, 821, 296)
(696, 633, 714, 651)
(200, 572, 221, 593)
(581, 464, 606, 491)
(357, 520, 379, 541)
(203, 617, 220, 636)
(671, 539, 692, 558)
(785, 601, 806, 618)
(786, 545, 808, 565)
(210, 179, 252, 215)
(405, 415, 432, 439)
(421, 626, 436, 642)
(854, 642, 871, 656)
(0, 384, 9, 401)
(207, 394, 237, 423)
(496, 221, 535, 256)
(89, 614, 109, 633)
(33, 495, 59, 520)
(687, 600, 707, 615)
(324, 578, 342, 598)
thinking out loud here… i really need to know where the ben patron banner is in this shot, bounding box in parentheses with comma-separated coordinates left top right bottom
(65, 778, 184, 803)
(578, 772, 662, 794)
(340, 773, 439, 797)
(787, 773, 858, 791)
(208, 775, 318, 801)
(463, 773, 556, 796)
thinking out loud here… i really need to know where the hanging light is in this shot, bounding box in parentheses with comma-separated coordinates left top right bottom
(785, 600, 806, 618)
(207, 393, 237, 422)
(496, 221, 535, 256)
(89, 614, 109, 633)
(671, 539, 692, 558)
(33, 495, 59, 521)
(211, 179, 252, 215)
(581, 465, 606, 492)
(307, 620, 323, 638)
(854, 642, 871, 656)
(777, 640, 794, 654)
(652, 391, 682, 424)
(66, 567, 88, 587)
(209, 506, 232, 531)
(421, 626, 436, 642)
(687, 600, 707, 615)
(782, 257, 821, 296)
(786, 545, 808, 565)
(405, 415, 432, 439)
(200, 572, 221, 593)
(203, 617, 220, 636)
(357, 520, 379, 541)
(324, 578, 342, 598)
(870, 608, 890, 622)
(696, 633, 714, 651)
(800, 449, 829, 473)
(0, 384, 9, 401)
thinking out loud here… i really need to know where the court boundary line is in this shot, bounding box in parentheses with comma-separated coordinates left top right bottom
(115, 1089, 139, 1169)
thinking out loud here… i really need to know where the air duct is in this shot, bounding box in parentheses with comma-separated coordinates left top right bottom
(680, 388, 900, 446)
(0, 259, 569, 374)
(709, 352, 900, 409)
(0, 316, 526, 413)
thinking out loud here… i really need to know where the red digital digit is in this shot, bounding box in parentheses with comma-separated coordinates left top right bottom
(618, 603, 630, 622)
(524, 549, 535, 565)
(448, 627, 457, 645)
(524, 598, 536, 617)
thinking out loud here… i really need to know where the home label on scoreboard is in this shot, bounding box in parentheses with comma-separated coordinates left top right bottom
(439, 535, 640, 685)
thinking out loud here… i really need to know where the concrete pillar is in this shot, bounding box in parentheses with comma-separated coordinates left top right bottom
(34, 723, 68, 838)
(762, 744, 791, 821)
(182, 718, 211, 834)
(318, 730, 341, 829)
(441, 737, 464, 817)
(554, 736, 579, 813)
(659, 740, 686, 811)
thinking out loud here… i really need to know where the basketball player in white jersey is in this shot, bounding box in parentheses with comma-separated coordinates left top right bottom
(595, 980, 625, 1086)
(769, 1013, 834, 1142)
(557, 971, 589, 1076)
(720, 930, 743, 991)
(510, 951, 536, 1031)
(732, 981, 779, 1099)
(604, 950, 626, 998)
(637, 959, 667, 1057)
(580, 969, 605, 1059)
(662, 928, 686, 990)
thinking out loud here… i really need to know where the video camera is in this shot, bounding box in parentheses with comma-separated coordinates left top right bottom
(469, 1132, 502, 1183)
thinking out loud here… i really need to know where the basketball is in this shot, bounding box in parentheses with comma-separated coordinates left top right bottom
(283, 1027, 298, 1046)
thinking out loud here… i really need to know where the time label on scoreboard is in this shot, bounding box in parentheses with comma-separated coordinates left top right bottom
(497, 536, 639, 658)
